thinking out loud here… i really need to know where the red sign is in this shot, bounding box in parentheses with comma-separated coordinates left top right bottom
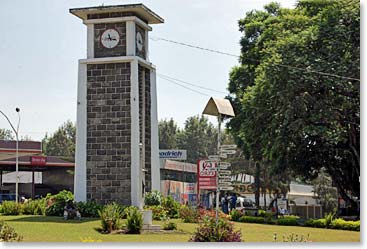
(197, 160, 217, 190)
(30, 156, 47, 166)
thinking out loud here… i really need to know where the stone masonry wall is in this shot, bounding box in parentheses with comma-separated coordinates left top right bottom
(138, 65, 151, 192)
(86, 62, 132, 205)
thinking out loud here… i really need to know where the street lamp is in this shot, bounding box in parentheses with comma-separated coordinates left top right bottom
(0, 108, 20, 203)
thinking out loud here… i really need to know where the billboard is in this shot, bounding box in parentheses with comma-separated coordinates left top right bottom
(197, 160, 217, 190)
(159, 150, 187, 160)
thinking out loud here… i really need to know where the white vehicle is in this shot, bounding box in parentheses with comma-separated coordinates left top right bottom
(236, 197, 258, 215)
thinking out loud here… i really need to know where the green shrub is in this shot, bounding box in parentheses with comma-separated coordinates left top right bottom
(1, 201, 21, 215)
(76, 201, 103, 218)
(258, 209, 266, 217)
(238, 216, 265, 224)
(45, 190, 74, 216)
(277, 217, 299, 226)
(144, 191, 162, 206)
(189, 216, 242, 242)
(0, 221, 22, 242)
(98, 203, 123, 233)
(22, 199, 46, 215)
(163, 221, 177, 230)
(325, 212, 335, 228)
(330, 218, 360, 231)
(125, 206, 143, 234)
(162, 196, 180, 218)
(179, 205, 198, 223)
(229, 209, 242, 221)
(304, 219, 326, 228)
(145, 205, 167, 221)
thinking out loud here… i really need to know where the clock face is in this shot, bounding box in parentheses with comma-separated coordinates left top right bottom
(101, 29, 120, 49)
(136, 32, 144, 51)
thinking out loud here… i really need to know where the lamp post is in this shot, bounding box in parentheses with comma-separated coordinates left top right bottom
(0, 108, 20, 203)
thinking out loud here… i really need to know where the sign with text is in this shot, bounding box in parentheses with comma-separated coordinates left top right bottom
(30, 156, 47, 166)
(159, 150, 187, 160)
(197, 160, 217, 190)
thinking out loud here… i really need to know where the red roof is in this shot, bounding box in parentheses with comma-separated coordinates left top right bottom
(0, 155, 74, 167)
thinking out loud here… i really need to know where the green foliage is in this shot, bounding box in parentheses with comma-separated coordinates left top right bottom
(0, 221, 22, 242)
(98, 203, 123, 233)
(229, 209, 243, 221)
(189, 216, 242, 242)
(0, 201, 21, 215)
(162, 195, 180, 218)
(312, 168, 338, 214)
(159, 118, 180, 149)
(177, 115, 218, 163)
(45, 190, 74, 216)
(42, 120, 76, 161)
(125, 206, 143, 234)
(76, 201, 103, 218)
(179, 205, 198, 223)
(330, 218, 360, 231)
(277, 217, 299, 226)
(162, 219, 177, 230)
(227, 0, 360, 206)
(22, 199, 46, 215)
(304, 218, 326, 228)
(324, 212, 335, 228)
(144, 191, 162, 206)
(238, 216, 265, 224)
(0, 128, 14, 140)
(145, 205, 167, 221)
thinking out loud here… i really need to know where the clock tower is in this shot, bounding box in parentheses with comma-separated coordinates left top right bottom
(70, 4, 164, 207)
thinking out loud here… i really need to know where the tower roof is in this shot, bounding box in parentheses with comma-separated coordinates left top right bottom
(70, 3, 164, 24)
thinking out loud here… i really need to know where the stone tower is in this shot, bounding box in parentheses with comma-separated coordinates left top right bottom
(70, 4, 163, 207)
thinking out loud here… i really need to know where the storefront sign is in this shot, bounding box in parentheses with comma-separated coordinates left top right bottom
(163, 160, 197, 173)
(30, 156, 47, 166)
(159, 150, 187, 160)
(197, 160, 217, 190)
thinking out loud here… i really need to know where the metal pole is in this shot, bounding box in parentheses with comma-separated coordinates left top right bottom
(216, 115, 221, 224)
(15, 134, 19, 203)
(0, 108, 20, 203)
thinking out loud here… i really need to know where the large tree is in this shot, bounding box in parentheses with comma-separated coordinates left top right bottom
(159, 118, 180, 149)
(227, 0, 359, 207)
(42, 121, 76, 161)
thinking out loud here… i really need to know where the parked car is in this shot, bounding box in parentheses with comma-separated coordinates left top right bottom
(236, 197, 258, 215)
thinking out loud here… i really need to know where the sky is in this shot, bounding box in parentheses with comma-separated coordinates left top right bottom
(0, 0, 328, 141)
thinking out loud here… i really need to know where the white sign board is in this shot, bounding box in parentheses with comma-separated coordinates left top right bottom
(220, 144, 237, 149)
(218, 176, 232, 181)
(219, 186, 234, 191)
(218, 170, 231, 175)
(220, 149, 236, 155)
(208, 155, 220, 161)
(159, 150, 187, 160)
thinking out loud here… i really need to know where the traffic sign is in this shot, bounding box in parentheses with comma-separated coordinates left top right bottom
(219, 162, 231, 167)
(218, 170, 231, 175)
(219, 153, 227, 158)
(218, 176, 231, 180)
(220, 149, 236, 155)
(220, 144, 237, 149)
(218, 180, 232, 185)
(208, 155, 220, 160)
(219, 186, 234, 191)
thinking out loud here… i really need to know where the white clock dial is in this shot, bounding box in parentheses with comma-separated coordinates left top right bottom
(101, 29, 120, 49)
(136, 32, 144, 51)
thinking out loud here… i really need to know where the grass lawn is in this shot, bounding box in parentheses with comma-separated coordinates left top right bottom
(0, 215, 360, 242)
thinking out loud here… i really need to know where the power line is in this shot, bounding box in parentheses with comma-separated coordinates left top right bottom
(157, 75, 211, 97)
(150, 36, 360, 82)
(158, 73, 227, 94)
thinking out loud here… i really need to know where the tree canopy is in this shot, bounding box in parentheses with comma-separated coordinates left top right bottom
(227, 0, 359, 205)
(42, 120, 76, 161)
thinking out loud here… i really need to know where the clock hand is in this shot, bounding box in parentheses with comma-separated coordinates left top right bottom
(108, 34, 112, 40)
